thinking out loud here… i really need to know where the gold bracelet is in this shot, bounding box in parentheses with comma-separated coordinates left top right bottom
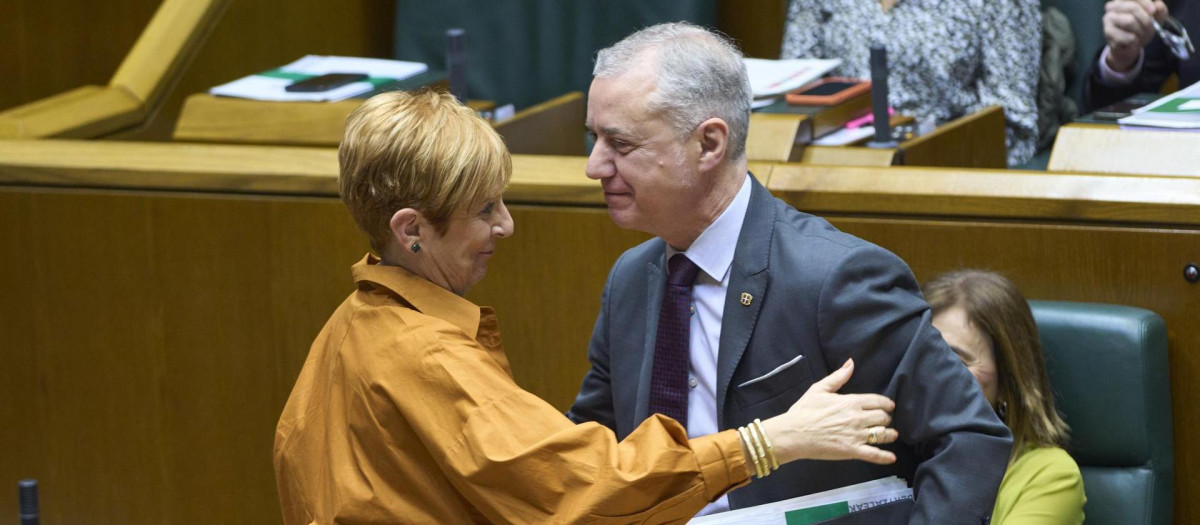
(746, 422, 770, 478)
(752, 418, 780, 470)
(737, 426, 766, 479)
(736, 427, 756, 478)
(741, 426, 766, 479)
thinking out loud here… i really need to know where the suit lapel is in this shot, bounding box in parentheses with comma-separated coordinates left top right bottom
(634, 252, 667, 424)
(716, 176, 776, 425)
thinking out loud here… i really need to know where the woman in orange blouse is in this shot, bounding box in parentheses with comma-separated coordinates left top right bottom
(273, 90, 900, 524)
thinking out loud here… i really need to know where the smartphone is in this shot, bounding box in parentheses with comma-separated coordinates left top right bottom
(1091, 95, 1158, 121)
(786, 77, 872, 106)
(284, 73, 369, 93)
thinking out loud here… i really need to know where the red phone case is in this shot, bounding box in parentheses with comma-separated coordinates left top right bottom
(785, 77, 872, 106)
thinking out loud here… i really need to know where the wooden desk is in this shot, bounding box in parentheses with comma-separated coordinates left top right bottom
(1, 140, 1198, 524)
(746, 106, 1007, 169)
(1049, 123, 1200, 176)
(174, 91, 587, 156)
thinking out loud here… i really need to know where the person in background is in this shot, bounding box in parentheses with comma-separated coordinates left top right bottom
(924, 270, 1086, 525)
(1085, 0, 1198, 110)
(780, 0, 1041, 166)
(272, 89, 901, 524)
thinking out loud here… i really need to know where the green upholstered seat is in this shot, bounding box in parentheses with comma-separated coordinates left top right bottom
(1040, 0, 1110, 107)
(1031, 301, 1174, 525)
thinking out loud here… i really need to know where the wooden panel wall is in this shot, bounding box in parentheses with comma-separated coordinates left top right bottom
(717, 0, 788, 59)
(0, 1, 158, 109)
(0, 1, 396, 141)
(0, 189, 363, 523)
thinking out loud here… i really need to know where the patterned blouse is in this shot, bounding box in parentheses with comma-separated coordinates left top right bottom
(780, 0, 1041, 166)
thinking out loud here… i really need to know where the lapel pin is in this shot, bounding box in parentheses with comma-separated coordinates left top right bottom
(740, 292, 753, 306)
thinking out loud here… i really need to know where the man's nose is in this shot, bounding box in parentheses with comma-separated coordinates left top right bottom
(585, 142, 613, 180)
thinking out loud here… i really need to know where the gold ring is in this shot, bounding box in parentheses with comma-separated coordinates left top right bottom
(867, 427, 879, 446)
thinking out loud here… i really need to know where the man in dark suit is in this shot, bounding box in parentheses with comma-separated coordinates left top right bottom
(567, 22, 1012, 523)
(1085, 0, 1198, 110)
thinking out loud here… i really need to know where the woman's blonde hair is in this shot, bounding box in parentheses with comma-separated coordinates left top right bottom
(923, 270, 1070, 463)
(338, 90, 512, 253)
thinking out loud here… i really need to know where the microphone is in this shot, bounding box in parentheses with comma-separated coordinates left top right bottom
(19, 479, 38, 525)
(446, 28, 468, 104)
(867, 44, 898, 149)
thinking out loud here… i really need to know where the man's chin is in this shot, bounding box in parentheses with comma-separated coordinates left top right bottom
(605, 208, 636, 229)
(606, 209, 654, 235)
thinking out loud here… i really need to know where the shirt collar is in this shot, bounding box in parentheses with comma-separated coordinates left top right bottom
(667, 174, 752, 282)
(351, 254, 482, 339)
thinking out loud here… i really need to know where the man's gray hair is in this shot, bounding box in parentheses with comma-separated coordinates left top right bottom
(594, 22, 751, 160)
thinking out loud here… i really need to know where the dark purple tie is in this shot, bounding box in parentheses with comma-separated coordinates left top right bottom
(648, 254, 701, 428)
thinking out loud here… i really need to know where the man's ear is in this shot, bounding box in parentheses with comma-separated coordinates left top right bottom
(389, 208, 422, 248)
(695, 117, 729, 171)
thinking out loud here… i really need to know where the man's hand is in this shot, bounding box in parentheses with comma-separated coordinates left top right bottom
(761, 358, 899, 466)
(1104, 0, 1170, 72)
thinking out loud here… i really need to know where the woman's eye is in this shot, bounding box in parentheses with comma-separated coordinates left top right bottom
(480, 202, 495, 215)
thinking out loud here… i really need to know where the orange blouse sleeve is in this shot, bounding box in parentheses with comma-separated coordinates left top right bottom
(365, 318, 751, 523)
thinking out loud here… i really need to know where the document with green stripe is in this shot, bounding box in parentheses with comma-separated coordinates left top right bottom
(688, 476, 912, 525)
(1119, 80, 1200, 130)
(209, 55, 428, 102)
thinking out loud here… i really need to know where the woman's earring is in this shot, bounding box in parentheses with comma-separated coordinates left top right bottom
(411, 242, 421, 253)
(996, 401, 1008, 421)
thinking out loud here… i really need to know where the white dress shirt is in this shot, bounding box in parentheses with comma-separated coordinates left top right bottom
(665, 174, 751, 516)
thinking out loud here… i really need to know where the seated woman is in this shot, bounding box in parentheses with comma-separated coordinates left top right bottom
(273, 90, 900, 524)
(779, 0, 1041, 166)
(923, 270, 1085, 524)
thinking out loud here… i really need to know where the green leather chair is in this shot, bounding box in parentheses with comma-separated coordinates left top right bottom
(1031, 301, 1174, 525)
(1040, 0, 1110, 108)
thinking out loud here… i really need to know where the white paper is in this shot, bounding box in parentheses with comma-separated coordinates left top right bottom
(813, 126, 875, 146)
(689, 476, 913, 525)
(209, 55, 428, 102)
(744, 58, 842, 99)
(752, 97, 780, 109)
(209, 75, 375, 102)
(493, 104, 516, 122)
(1118, 119, 1200, 130)
(280, 55, 427, 79)
(1119, 80, 1200, 128)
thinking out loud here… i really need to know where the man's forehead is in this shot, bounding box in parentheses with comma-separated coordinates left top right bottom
(586, 69, 660, 132)
(592, 62, 658, 95)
